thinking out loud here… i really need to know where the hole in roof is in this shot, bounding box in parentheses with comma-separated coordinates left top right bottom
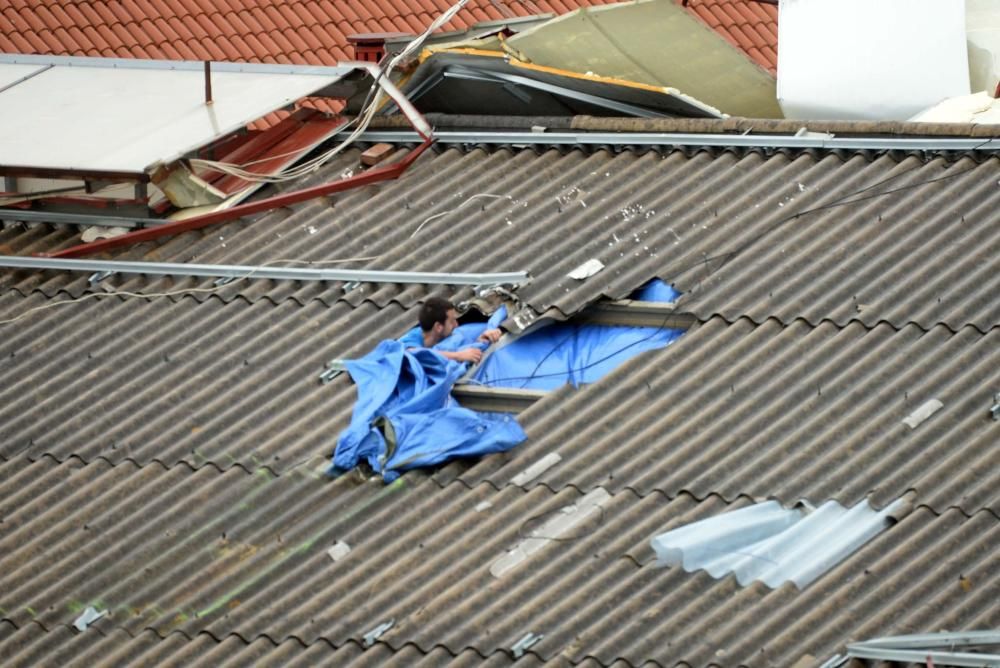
(471, 279, 686, 391)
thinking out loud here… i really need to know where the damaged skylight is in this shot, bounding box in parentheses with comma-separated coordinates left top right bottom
(651, 496, 909, 589)
(472, 279, 686, 391)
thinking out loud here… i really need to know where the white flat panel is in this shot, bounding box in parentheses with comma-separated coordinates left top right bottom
(0, 64, 344, 174)
(0, 63, 47, 89)
(778, 0, 970, 120)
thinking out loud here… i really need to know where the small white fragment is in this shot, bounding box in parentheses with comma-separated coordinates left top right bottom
(511, 452, 562, 487)
(81, 226, 129, 243)
(327, 541, 351, 561)
(73, 606, 107, 631)
(475, 501, 493, 513)
(903, 399, 944, 429)
(567, 259, 604, 280)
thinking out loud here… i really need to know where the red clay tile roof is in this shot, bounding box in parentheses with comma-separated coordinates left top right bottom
(0, 0, 619, 65)
(680, 0, 778, 73)
(1, 0, 776, 71)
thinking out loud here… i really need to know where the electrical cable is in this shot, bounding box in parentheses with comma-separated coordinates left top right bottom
(188, 0, 470, 184)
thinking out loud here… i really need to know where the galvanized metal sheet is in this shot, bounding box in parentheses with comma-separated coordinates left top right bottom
(0, 61, 347, 174)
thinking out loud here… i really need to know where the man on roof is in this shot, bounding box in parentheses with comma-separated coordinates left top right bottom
(399, 296, 502, 364)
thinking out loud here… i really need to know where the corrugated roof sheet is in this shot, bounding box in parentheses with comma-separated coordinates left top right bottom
(1, 136, 998, 666)
(0, 454, 996, 666)
(7, 146, 997, 331)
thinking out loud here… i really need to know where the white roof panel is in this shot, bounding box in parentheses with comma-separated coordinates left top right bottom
(0, 63, 47, 90)
(0, 60, 349, 174)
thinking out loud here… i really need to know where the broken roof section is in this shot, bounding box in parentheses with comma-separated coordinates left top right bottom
(405, 0, 780, 118)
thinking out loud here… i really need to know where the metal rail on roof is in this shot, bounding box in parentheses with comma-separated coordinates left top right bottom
(347, 130, 1000, 152)
(0, 53, 353, 78)
(0, 256, 530, 287)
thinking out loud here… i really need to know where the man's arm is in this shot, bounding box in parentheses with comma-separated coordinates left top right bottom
(440, 348, 483, 364)
(477, 328, 502, 344)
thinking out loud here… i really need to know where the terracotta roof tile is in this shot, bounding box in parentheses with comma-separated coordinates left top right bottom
(0, 0, 772, 79)
(0, 34, 17, 52)
(680, 0, 778, 72)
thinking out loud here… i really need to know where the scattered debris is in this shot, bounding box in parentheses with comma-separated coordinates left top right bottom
(73, 606, 107, 632)
(81, 226, 130, 243)
(361, 142, 395, 166)
(902, 398, 944, 430)
(511, 631, 544, 658)
(567, 259, 604, 280)
(327, 541, 351, 561)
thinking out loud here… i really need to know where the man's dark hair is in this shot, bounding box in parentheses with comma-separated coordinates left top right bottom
(419, 296, 455, 331)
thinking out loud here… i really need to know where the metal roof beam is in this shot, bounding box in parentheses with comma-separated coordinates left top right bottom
(347, 130, 1000, 152)
(576, 300, 697, 329)
(0, 256, 530, 287)
(451, 384, 546, 413)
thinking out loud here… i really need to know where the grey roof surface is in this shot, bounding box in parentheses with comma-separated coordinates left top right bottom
(1, 136, 999, 666)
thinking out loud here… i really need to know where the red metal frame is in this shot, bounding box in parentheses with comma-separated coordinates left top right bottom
(41, 138, 434, 259)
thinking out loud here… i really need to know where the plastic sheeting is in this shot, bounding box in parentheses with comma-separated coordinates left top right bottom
(651, 497, 907, 589)
(473, 280, 684, 390)
(329, 338, 525, 482)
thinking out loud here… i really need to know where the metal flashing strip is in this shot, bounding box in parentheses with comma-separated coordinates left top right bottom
(451, 384, 547, 413)
(0, 256, 530, 287)
(348, 130, 1000, 152)
(576, 300, 697, 329)
(0, 53, 352, 78)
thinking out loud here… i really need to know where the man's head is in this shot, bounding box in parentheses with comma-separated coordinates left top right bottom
(419, 296, 459, 342)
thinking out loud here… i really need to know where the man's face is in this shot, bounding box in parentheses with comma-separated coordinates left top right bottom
(437, 308, 459, 339)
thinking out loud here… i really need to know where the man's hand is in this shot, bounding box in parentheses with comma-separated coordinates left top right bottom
(477, 328, 502, 344)
(444, 347, 483, 364)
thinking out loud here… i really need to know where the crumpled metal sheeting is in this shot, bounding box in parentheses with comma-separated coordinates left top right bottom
(650, 497, 909, 589)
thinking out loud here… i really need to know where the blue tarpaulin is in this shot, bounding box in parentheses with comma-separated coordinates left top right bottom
(472, 280, 685, 390)
(329, 307, 524, 482)
(330, 280, 683, 480)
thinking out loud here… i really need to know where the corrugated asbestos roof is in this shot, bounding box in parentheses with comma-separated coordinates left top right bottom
(1, 137, 999, 666)
(0, 1, 773, 72)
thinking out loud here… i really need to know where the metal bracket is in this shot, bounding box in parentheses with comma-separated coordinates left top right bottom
(319, 359, 348, 385)
(88, 270, 115, 285)
(362, 618, 394, 647)
(990, 393, 1000, 422)
(213, 276, 237, 287)
(342, 281, 361, 293)
(511, 631, 544, 659)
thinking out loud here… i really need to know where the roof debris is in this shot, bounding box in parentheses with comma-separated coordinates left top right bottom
(902, 398, 944, 430)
